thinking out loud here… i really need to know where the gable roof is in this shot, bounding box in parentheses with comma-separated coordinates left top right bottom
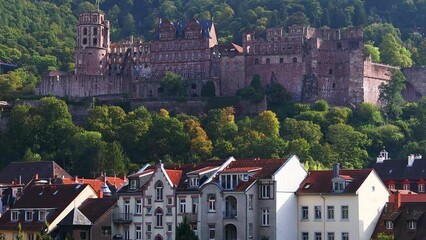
(77, 198, 117, 223)
(297, 169, 373, 194)
(0, 161, 72, 184)
(59, 208, 92, 226)
(215, 158, 290, 191)
(0, 184, 95, 231)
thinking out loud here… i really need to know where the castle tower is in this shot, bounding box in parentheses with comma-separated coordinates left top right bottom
(75, 12, 110, 76)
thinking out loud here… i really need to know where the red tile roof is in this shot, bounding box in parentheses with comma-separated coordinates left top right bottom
(0, 184, 94, 231)
(62, 178, 103, 193)
(297, 169, 373, 194)
(103, 176, 126, 189)
(165, 170, 183, 187)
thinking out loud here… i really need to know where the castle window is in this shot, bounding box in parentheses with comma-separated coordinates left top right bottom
(337, 42, 342, 49)
(93, 38, 98, 46)
(266, 58, 271, 64)
(332, 83, 336, 89)
(83, 38, 87, 45)
(293, 57, 298, 63)
(191, 84, 197, 89)
(329, 69, 333, 75)
(280, 58, 284, 63)
(93, 28, 98, 35)
(158, 87, 164, 93)
(255, 58, 259, 65)
(83, 27, 88, 35)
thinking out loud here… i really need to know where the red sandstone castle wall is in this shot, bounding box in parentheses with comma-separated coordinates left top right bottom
(363, 62, 394, 104)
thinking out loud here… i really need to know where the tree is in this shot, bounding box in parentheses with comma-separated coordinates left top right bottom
(236, 74, 264, 103)
(176, 217, 198, 240)
(379, 69, 407, 120)
(364, 44, 380, 63)
(282, 118, 322, 144)
(184, 119, 213, 161)
(380, 33, 413, 67)
(161, 72, 186, 97)
(86, 105, 126, 142)
(352, 102, 383, 126)
(253, 111, 280, 137)
(203, 107, 238, 141)
(375, 233, 394, 240)
(327, 124, 371, 168)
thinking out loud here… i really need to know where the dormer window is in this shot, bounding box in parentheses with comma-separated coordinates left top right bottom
(11, 210, 18, 221)
(39, 210, 47, 222)
(403, 179, 410, 190)
(408, 220, 417, 230)
(130, 180, 137, 190)
(386, 221, 394, 229)
(189, 177, 199, 187)
(333, 181, 345, 192)
(25, 211, 33, 221)
(220, 174, 239, 190)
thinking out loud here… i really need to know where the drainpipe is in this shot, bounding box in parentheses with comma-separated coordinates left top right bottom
(320, 193, 325, 239)
(245, 193, 248, 240)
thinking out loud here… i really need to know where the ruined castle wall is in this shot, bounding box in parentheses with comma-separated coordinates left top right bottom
(402, 67, 426, 102)
(38, 75, 129, 98)
(363, 62, 394, 104)
(219, 55, 246, 96)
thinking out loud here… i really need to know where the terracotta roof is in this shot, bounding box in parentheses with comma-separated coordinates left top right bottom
(62, 178, 103, 193)
(103, 176, 126, 189)
(297, 169, 373, 194)
(0, 161, 72, 184)
(0, 184, 93, 231)
(165, 170, 183, 187)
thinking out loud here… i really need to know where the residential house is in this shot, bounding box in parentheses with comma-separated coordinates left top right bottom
(112, 160, 225, 240)
(296, 164, 389, 240)
(0, 184, 98, 239)
(374, 149, 426, 193)
(58, 197, 117, 240)
(199, 155, 308, 240)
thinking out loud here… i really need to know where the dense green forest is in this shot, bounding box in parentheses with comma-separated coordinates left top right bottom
(1, 0, 426, 176)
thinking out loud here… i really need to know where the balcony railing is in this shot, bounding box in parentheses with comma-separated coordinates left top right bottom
(112, 212, 133, 224)
(223, 210, 237, 219)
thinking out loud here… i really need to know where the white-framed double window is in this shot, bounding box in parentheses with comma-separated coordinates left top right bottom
(262, 209, 270, 226)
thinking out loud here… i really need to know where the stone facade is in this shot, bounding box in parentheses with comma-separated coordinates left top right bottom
(38, 12, 394, 106)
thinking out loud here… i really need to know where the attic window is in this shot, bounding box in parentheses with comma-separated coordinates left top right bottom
(303, 183, 312, 189)
(53, 190, 59, 196)
(76, 184, 82, 189)
(408, 220, 417, 230)
(386, 221, 394, 229)
(130, 180, 137, 190)
(39, 210, 47, 222)
(25, 211, 33, 221)
(189, 177, 199, 187)
(11, 210, 18, 221)
(333, 180, 346, 192)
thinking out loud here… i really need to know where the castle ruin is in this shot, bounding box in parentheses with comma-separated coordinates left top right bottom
(38, 12, 394, 106)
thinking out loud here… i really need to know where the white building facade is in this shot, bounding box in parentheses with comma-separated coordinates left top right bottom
(296, 164, 389, 240)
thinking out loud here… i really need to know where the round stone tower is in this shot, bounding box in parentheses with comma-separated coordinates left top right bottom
(75, 12, 110, 76)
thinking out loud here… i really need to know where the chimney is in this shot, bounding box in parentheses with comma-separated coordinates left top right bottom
(99, 190, 103, 199)
(407, 154, 416, 167)
(376, 148, 389, 163)
(35, 174, 39, 180)
(395, 191, 401, 209)
(333, 163, 341, 178)
(74, 176, 78, 183)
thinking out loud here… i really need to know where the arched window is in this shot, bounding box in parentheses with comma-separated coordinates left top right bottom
(208, 195, 216, 212)
(154, 235, 163, 240)
(155, 208, 163, 227)
(156, 181, 163, 201)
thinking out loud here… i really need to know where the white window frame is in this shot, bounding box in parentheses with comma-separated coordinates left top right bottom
(179, 198, 186, 214)
(209, 225, 215, 240)
(136, 199, 142, 214)
(11, 210, 18, 221)
(341, 206, 349, 220)
(135, 226, 142, 240)
(302, 232, 309, 240)
(419, 184, 425, 193)
(342, 232, 349, 240)
(248, 194, 253, 210)
(314, 206, 322, 220)
(155, 181, 163, 201)
(192, 198, 199, 213)
(327, 206, 334, 220)
(386, 221, 394, 229)
(403, 183, 410, 190)
(155, 209, 163, 227)
(315, 232, 322, 240)
(130, 180, 137, 190)
(301, 206, 309, 220)
(25, 211, 33, 221)
(208, 195, 216, 212)
(408, 220, 417, 229)
(327, 232, 335, 240)
(261, 184, 271, 199)
(39, 210, 47, 222)
(262, 209, 270, 226)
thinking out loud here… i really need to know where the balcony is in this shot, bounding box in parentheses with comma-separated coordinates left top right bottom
(223, 210, 237, 219)
(112, 213, 133, 224)
(182, 213, 198, 222)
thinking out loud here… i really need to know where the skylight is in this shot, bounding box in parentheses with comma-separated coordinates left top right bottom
(303, 183, 312, 189)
